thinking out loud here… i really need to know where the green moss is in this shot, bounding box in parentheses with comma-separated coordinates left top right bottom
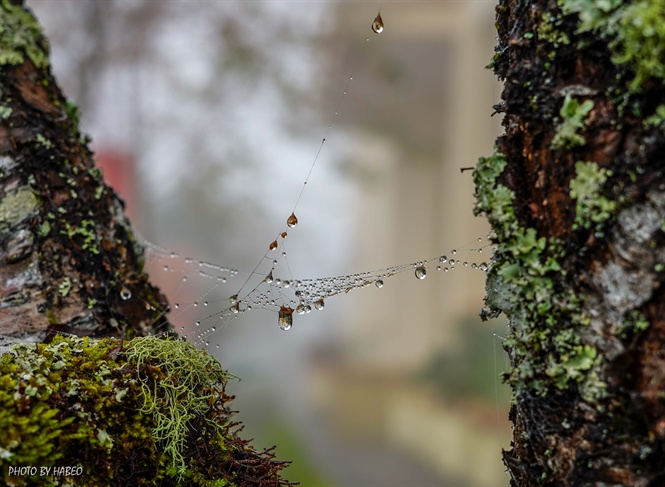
(569, 161, 616, 229)
(645, 104, 665, 128)
(0, 335, 290, 486)
(0, 0, 49, 69)
(57, 277, 71, 297)
(60, 220, 99, 255)
(557, 0, 622, 33)
(537, 12, 570, 47)
(551, 94, 594, 150)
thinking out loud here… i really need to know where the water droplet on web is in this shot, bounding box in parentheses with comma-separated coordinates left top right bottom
(296, 304, 306, 315)
(314, 299, 325, 310)
(372, 12, 384, 34)
(415, 266, 427, 280)
(451, 249, 457, 255)
(281, 231, 288, 238)
(264, 271, 274, 284)
(174, 303, 179, 309)
(195, 321, 200, 327)
(279, 306, 293, 331)
(163, 265, 169, 272)
(375, 279, 384, 288)
(463, 262, 468, 267)
(269, 240, 278, 251)
(120, 287, 132, 300)
(436, 265, 442, 271)
(439, 255, 447, 263)
(229, 294, 238, 305)
(231, 303, 240, 314)
(287, 212, 298, 228)
(283, 280, 290, 288)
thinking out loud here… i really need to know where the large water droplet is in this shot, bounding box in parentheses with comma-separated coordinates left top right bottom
(415, 266, 427, 280)
(231, 303, 240, 314)
(278, 306, 293, 331)
(120, 287, 132, 300)
(264, 271, 274, 284)
(314, 299, 325, 310)
(229, 294, 238, 305)
(372, 12, 384, 33)
(375, 279, 384, 288)
(287, 212, 298, 228)
(269, 240, 278, 251)
(439, 255, 447, 263)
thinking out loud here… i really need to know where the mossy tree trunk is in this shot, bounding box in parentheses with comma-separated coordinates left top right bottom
(0, 0, 169, 342)
(476, 0, 665, 485)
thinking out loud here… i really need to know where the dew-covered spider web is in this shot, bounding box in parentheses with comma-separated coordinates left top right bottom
(112, 6, 499, 352)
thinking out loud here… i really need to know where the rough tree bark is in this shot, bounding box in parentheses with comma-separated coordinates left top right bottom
(0, 0, 168, 343)
(476, 0, 665, 485)
(0, 3, 293, 486)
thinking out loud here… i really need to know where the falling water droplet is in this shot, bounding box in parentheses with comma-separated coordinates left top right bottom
(314, 299, 325, 310)
(269, 240, 278, 251)
(264, 271, 274, 284)
(279, 306, 293, 331)
(375, 279, 384, 288)
(415, 266, 427, 280)
(371, 12, 384, 33)
(229, 294, 238, 305)
(120, 287, 132, 300)
(287, 212, 298, 228)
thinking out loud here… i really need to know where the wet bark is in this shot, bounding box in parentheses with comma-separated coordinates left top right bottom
(484, 0, 665, 485)
(0, 0, 169, 343)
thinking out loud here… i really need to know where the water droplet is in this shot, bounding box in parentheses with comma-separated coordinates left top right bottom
(282, 251, 287, 257)
(283, 280, 290, 288)
(231, 303, 240, 314)
(279, 306, 293, 331)
(264, 271, 274, 284)
(269, 240, 278, 251)
(287, 212, 298, 228)
(479, 262, 488, 271)
(375, 279, 384, 288)
(174, 303, 179, 309)
(163, 265, 169, 272)
(439, 255, 447, 263)
(371, 12, 384, 33)
(314, 299, 325, 310)
(436, 265, 442, 271)
(464, 262, 468, 267)
(415, 266, 427, 280)
(204, 301, 209, 306)
(444, 267, 449, 272)
(195, 321, 200, 327)
(451, 249, 457, 255)
(170, 252, 177, 259)
(120, 287, 131, 300)
(229, 294, 238, 305)
(295, 304, 305, 315)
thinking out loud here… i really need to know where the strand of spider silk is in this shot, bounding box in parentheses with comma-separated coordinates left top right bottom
(233, 49, 361, 301)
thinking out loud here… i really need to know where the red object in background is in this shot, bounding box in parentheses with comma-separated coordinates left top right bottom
(95, 149, 136, 220)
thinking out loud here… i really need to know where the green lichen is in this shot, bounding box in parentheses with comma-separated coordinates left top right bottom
(557, 0, 622, 33)
(645, 104, 665, 128)
(569, 161, 616, 229)
(551, 94, 594, 150)
(0, 0, 49, 69)
(537, 12, 570, 47)
(57, 277, 71, 297)
(0, 335, 289, 486)
(612, 0, 665, 93)
(558, 0, 665, 94)
(0, 186, 40, 230)
(474, 147, 602, 397)
(123, 336, 234, 479)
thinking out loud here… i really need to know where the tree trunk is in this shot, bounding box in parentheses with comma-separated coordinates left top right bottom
(0, 0, 169, 343)
(476, 0, 665, 485)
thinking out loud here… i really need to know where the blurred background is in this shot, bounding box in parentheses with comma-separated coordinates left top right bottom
(30, 1, 510, 485)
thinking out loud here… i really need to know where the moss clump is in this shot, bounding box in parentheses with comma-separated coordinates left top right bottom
(0, 0, 49, 69)
(0, 186, 40, 231)
(0, 335, 293, 486)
